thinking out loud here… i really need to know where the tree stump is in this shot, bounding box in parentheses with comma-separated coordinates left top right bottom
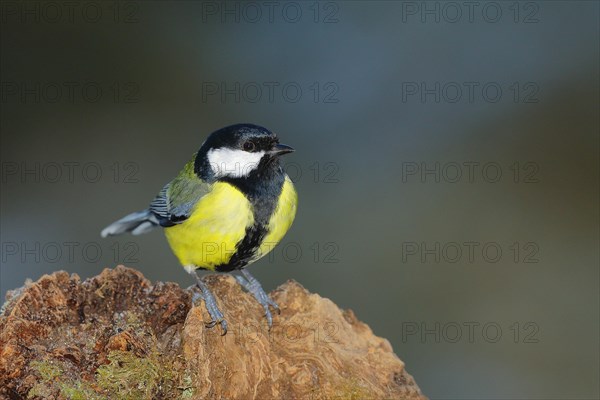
(0, 266, 425, 399)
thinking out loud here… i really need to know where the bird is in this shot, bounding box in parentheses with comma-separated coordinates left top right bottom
(101, 123, 297, 334)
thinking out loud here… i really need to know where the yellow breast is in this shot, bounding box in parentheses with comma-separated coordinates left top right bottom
(164, 177, 297, 271)
(164, 182, 254, 270)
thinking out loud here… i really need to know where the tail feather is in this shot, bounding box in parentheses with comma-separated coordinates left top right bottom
(101, 210, 159, 238)
(131, 220, 157, 235)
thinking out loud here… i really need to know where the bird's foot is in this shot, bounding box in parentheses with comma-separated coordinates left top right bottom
(236, 269, 279, 329)
(193, 273, 228, 335)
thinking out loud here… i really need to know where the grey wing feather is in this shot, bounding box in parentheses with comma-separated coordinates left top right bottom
(101, 172, 209, 237)
(151, 177, 211, 226)
(148, 183, 202, 226)
(148, 184, 171, 222)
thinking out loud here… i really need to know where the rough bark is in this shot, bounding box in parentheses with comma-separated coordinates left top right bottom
(0, 266, 425, 399)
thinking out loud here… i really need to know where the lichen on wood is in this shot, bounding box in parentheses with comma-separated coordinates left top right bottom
(0, 266, 425, 399)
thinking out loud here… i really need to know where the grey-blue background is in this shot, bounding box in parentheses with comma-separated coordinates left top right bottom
(1, 1, 598, 398)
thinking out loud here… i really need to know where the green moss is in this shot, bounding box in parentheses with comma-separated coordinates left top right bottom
(179, 374, 195, 399)
(29, 360, 61, 380)
(57, 381, 104, 400)
(28, 353, 191, 400)
(27, 382, 54, 399)
(96, 351, 162, 399)
(332, 378, 371, 400)
(27, 360, 62, 399)
(27, 360, 102, 400)
(96, 350, 191, 399)
(124, 311, 145, 328)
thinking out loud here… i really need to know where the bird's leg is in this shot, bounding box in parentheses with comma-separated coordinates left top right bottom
(235, 269, 280, 329)
(192, 271, 228, 335)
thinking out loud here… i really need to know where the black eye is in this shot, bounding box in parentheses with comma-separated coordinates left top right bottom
(243, 141, 255, 152)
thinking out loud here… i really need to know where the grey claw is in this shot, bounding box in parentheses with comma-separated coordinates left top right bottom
(193, 272, 228, 335)
(272, 301, 281, 315)
(205, 320, 217, 328)
(205, 319, 227, 335)
(264, 308, 274, 329)
(236, 269, 279, 329)
(267, 297, 280, 312)
(219, 320, 228, 335)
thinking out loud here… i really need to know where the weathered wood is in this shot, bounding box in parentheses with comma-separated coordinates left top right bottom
(0, 266, 425, 399)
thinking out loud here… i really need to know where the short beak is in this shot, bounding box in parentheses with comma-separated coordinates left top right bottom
(270, 143, 295, 156)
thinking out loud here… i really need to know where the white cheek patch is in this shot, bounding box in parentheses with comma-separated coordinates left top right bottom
(207, 148, 265, 178)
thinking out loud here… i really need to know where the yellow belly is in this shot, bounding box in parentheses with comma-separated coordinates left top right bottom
(164, 177, 297, 271)
(164, 182, 253, 270)
(254, 177, 297, 262)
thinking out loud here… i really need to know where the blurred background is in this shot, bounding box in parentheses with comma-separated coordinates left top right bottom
(1, 1, 598, 398)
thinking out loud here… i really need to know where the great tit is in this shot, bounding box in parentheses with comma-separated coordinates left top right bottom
(101, 124, 297, 334)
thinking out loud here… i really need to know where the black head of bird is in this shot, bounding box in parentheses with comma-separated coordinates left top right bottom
(194, 124, 294, 183)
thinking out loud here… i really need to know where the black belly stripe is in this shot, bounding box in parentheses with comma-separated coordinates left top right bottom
(217, 224, 268, 271)
(215, 162, 285, 272)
